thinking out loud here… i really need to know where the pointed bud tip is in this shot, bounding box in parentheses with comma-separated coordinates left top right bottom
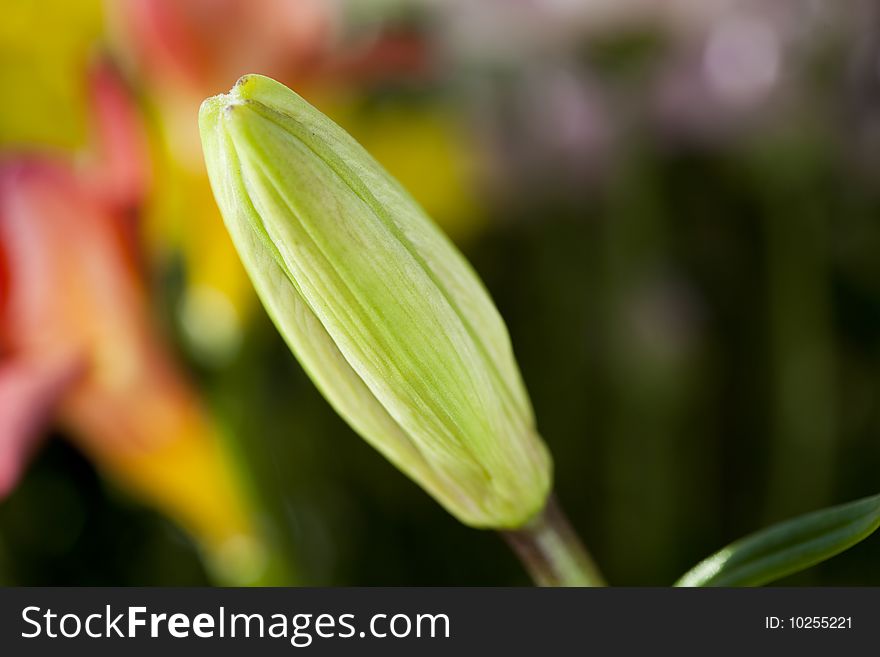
(231, 74, 260, 97)
(198, 74, 316, 156)
(199, 74, 286, 127)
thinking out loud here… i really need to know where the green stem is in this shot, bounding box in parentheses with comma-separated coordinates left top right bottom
(503, 495, 605, 586)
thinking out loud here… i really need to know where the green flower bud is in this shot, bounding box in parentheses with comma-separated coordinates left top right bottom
(199, 75, 551, 528)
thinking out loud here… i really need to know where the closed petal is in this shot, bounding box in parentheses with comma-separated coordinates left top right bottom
(200, 75, 551, 527)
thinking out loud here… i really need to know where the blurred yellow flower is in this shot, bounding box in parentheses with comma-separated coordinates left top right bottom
(0, 0, 103, 149)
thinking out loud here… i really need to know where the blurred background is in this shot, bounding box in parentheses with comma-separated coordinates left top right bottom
(2, 0, 880, 586)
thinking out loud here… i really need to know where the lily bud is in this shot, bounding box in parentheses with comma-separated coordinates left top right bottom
(199, 74, 551, 528)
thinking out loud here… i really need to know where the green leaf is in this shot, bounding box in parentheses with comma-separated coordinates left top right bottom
(675, 492, 880, 586)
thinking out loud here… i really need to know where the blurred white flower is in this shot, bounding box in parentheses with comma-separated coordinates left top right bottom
(703, 15, 781, 106)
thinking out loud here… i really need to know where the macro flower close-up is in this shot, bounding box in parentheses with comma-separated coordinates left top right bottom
(2, 0, 880, 596)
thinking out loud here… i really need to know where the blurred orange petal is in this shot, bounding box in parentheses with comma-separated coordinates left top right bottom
(111, 0, 336, 95)
(84, 58, 152, 213)
(0, 351, 83, 497)
(0, 154, 265, 581)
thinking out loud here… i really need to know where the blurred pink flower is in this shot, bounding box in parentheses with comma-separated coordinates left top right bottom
(110, 0, 432, 100)
(0, 63, 260, 574)
(111, 0, 336, 96)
